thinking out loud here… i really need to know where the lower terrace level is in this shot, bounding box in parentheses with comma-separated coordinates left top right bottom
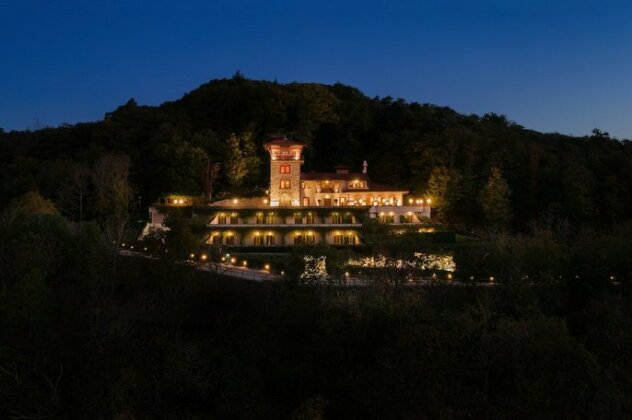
(206, 228, 360, 246)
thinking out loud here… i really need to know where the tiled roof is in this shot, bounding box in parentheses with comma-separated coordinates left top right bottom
(263, 137, 305, 148)
(300, 172, 408, 192)
(301, 172, 368, 181)
(366, 181, 409, 192)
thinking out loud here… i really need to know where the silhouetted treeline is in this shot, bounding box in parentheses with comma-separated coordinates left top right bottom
(1, 74, 631, 229)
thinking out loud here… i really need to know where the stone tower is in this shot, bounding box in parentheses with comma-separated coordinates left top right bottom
(263, 136, 304, 207)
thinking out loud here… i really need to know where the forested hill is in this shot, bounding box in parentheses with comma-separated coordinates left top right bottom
(1, 74, 631, 228)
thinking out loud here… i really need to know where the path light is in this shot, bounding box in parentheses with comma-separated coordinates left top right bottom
(190, 253, 195, 259)
(221, 256, 226, 262)
(264, 264, 270, 271)
(489, 276, 495, 283)
(345, 271, 350, 278)
(242, 260, 248, 267)
(200, 254, 208, 261)
(447, 273, 453, 280)
(130, 245, 134, 250)
(230, 257, 236, 264)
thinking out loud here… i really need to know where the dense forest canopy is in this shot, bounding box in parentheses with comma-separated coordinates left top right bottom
(1, 73, 631, 229)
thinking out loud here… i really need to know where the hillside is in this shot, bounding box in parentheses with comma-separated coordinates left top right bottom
(1, 74, 631, 228)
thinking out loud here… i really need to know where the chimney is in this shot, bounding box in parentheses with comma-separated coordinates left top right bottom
(362, 160, 368, 174)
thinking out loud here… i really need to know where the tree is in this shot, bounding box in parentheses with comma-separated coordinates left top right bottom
(224, 132, 261, 191)
(1, 191, 59, 225)
(202, 159, 220, 202)
(57, 163, 90, 222)
(155, 139, 207, 194)
(91, 154, 133, 296)
(480, 167, 512, 227)
(427, 166, 462, 221)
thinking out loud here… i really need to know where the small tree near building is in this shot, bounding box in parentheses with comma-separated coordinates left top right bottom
(480, 167, 512, 228)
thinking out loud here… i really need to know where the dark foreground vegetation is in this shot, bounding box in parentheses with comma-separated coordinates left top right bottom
(2, 206, 632, 419)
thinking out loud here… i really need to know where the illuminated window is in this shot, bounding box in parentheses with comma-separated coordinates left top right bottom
(280, 164, 291, 174)
(254, 235, 264, 245)
(218, 214, 226, 224)
(255, 213, 264, 224)
(293, 233, 314, 245)
(265, 234, 275, 245)
(229, 213, 238, 224)
(265, 213, 277, 224)
(280, 180, 291, 189)
(332, 213, 343, 224)
(334, 234, 356, 245)
(294, 213, 303, 224)
(225, 235, 235, 245)
(306, 213, 314, 224)
(212, 235, 222, 245)
(380, 214, 395, 223)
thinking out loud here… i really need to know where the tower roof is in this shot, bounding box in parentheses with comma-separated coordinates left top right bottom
(263, 136, 305, 149)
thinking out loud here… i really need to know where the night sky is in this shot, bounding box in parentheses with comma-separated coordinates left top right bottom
(1, 0, 631, 138)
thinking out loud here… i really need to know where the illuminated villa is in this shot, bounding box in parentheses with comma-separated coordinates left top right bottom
(149, 136, 433, 247)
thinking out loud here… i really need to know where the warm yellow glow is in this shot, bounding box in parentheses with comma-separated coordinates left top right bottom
(221, 256, 226, 262)
(242, 261, 247, 266)
(264, 264, 270, 270)
(201, 254, 208, 261)
(263, 199, 268, 204)
(408, 199, 413, 204)
(189, 253, 195, 259)
(426, 198, 432, 204)
(489, 276, 495, 282)
(345, 271, 350, 277)
(447, 273, 453, 280)
(230, 257, 236, 264)
(232, 198, 238, 204)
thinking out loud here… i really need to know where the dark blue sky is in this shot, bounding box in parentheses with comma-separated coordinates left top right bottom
(1, 0, 631, 138)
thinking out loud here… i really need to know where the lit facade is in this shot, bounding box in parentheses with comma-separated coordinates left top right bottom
(149, 136, 433, 248)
